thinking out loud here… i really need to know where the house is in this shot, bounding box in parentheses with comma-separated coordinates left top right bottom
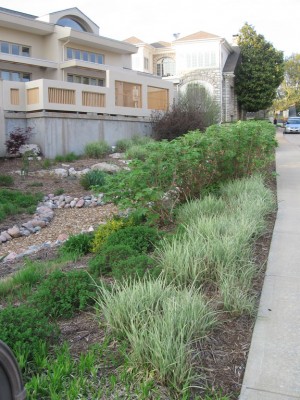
(0, 7, 174, 157)
(124, 32, 240, 123)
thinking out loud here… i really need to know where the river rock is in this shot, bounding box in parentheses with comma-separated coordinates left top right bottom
(7, 226, 21, 238)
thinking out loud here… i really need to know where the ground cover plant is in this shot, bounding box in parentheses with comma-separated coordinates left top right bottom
(0, 189, 43, 222)
(0, 120, 277, 399)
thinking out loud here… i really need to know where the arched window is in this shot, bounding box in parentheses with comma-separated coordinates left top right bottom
(57, 17, 87, 32)
(157, 58, 175, 77)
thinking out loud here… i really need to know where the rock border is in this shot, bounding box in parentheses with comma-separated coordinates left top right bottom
(0, 193, 105, 264)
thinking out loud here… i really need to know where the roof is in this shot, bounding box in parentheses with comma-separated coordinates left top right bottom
(175, 31, 221, 42)
(223, 46, 241, 73)
(123, 36, 145, 45)
(0, 7, 37, 19)
(151, 41, 171, 48)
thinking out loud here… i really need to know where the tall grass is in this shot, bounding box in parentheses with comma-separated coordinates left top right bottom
(96, 278, 216, 392)
(155, 175, 276, 314)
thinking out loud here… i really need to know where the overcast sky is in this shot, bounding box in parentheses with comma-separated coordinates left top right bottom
(1, 0, 298, 57)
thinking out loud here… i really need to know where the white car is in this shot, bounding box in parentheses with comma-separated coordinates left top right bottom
(284, 117, 300, 134)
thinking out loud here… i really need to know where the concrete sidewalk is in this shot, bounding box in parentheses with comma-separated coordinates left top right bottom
(239, 130, 300, 399)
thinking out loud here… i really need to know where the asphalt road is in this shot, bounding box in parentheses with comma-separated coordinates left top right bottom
(282, 129, 300, 145)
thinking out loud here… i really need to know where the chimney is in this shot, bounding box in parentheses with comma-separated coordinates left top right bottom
(231, 34, 239, 46)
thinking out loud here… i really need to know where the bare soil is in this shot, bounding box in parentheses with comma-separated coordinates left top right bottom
(0, 156, 277, 398)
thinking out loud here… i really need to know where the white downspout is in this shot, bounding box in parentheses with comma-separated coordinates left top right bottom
(62, 39, 70, 81)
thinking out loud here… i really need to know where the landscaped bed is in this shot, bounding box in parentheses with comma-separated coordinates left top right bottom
(0, 121, 277, 399)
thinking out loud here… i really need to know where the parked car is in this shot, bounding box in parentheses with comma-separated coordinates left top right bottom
(283, 117, 300, 134)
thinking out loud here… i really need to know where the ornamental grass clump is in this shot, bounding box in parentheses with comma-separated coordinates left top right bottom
(84, 140, 111, 158)
(155, 174, 275, 315)
(96, 278, 216, 391)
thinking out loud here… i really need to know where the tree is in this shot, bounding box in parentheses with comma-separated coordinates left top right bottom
(235, 23, 284, 113)
(273, 53, 300, 112)
(151, 83, 219, 140)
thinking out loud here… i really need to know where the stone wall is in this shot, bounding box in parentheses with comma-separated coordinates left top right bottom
(3, 111, 152, 158)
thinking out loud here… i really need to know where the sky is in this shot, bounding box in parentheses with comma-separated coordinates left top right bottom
(1, 0, 299, 57)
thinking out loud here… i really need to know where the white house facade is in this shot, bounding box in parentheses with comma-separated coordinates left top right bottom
(125, 32, 240, 123)
(0, 7, 174, 157)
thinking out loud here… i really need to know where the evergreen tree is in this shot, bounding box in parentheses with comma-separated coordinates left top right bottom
(235, 23, 284, 113)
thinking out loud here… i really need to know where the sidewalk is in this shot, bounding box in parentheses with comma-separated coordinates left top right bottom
(239, 130, 300, 399)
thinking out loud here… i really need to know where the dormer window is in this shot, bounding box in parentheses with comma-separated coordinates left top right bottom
(57, 17, 87, 32)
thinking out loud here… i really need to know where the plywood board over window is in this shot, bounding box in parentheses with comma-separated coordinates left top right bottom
(115, 81, 142, 108)
(27, 88, 39, 105)
(147, 86, 169, 111)
(10, 89, 20, 105)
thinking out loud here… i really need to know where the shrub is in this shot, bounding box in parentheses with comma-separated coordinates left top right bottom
(30, 270, 95, 318)
(88, 244, 139, 276)
(0, 305, 58, 363)
(151, 84, 219, 140)
(112, 254, 158, 280)
(80, 170, 106, 190)
(125, 144, 149, 161)
(105, 225, 161, 253)
(59, 232, 94, 260)
(115, 138, 133, 153)
(91, 218, 128, 253)
(5, 127, 33, 155)
(0, 174, 14, 186)
(54, 152, 79, 163)
(84, 141, 110, 158)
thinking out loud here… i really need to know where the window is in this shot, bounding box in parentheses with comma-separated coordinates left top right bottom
(66, 47, 104, 64)
(0, 70, 31, 82)
(185, 51, 216, 69)
(156, 58, 175, 77)
(57, 17, 87, 32)
(0, 41, 30, 57)
(67, 74, 104, 86)
(144, 57, 149, 70)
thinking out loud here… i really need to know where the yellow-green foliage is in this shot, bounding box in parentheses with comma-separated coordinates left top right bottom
(91, 219, 126, 253)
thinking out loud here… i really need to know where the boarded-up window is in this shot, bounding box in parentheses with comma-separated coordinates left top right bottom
(147, 86, 169, 111)
(10, 89, 19, 105)
(82, 92, 105, 107)
(115, 81, 142, 108)
(48, 88, 75, 104)
(27, 88, 39, 104)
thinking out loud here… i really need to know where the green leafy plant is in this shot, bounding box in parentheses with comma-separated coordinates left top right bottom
(80, 170, 106, 190)
(84, 141, 111, 158)
(105, 225, 161, 253)
(59, 232, 94, 260)
(0, 189, 43, 222)
(54, 152, 80, 163)
(54, 188, 64, 196)
(125, 144, 149, 161)
(0, 174, 14, 186)
(88, 244, 139, 276)
(91, 218, 129, 253)
(0, 304, 58, 363)
(111, 254, 158, 280)
(30, 270, 95, 318)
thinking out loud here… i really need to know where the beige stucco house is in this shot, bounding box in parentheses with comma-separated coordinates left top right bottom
(125, 32, 240, 123)
(0, 7, 174, 157)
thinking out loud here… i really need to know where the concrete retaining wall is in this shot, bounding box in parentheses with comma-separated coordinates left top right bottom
(3, 111, 152, 158)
